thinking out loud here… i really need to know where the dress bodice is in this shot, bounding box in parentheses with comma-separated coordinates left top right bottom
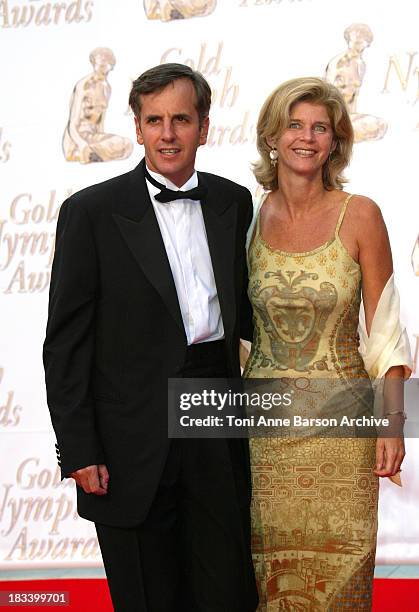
(244, 193, 369, 383)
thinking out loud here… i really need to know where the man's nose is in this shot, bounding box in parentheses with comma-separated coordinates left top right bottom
(161, 120, 175, 141)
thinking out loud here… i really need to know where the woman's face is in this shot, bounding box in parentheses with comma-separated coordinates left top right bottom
(269, 101, 335, 181)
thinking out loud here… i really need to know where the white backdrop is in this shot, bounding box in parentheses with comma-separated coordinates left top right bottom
(1, 0, 418, 569)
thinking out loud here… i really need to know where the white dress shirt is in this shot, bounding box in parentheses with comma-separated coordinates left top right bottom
(145, 165, 224, 345)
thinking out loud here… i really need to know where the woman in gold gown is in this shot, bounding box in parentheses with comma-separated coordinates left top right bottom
(244, 78, 410, 610)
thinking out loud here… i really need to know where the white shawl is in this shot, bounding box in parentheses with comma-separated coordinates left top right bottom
(358, 274, 412, 383)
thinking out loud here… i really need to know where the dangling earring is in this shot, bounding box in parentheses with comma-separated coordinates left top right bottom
(325, 146, 335, 173)
(323, 148, 333, 186)
(269, 147, 279, 166)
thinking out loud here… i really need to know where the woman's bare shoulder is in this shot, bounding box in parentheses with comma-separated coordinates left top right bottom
(346, 193, 384, 225)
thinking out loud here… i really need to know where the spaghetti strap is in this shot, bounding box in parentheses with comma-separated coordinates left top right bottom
(246, 192, 268, 254)
(334, 194, 354, 238)
(247, 213, 261, 253)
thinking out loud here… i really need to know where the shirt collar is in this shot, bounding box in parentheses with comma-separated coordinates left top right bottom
(145, 165, 198, 191)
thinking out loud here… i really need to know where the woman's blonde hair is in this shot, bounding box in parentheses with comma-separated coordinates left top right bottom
(253, 77, 354, 191)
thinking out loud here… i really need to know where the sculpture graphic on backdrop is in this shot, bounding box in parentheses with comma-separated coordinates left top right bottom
(412, 235, 419, 277)
(325, 23, 387, 143)
(143, 0, 216, 21)
(63, 48, 133, 164)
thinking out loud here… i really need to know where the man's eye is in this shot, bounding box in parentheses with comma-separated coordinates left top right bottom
(147, 117, 159, 124)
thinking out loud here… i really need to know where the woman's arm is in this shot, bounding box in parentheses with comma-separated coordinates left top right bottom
(356, 197, 405, 477)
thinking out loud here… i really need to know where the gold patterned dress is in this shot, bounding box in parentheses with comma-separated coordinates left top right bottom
(244, 194, 379, 611)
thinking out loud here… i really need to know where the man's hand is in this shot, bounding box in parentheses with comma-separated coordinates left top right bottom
(70, 464, 109, 495)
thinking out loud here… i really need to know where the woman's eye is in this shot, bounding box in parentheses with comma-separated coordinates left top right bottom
(289, 122, 300, 129)
(314, 125, 327, 133)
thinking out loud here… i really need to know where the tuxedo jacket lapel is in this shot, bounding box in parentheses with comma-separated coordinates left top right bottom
(112, 160, 185, 335)
(112, 161, 238, 341)
(199, 174, 237, 340)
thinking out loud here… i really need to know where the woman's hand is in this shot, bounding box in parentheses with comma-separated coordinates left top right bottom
(374, 436, 405, 477)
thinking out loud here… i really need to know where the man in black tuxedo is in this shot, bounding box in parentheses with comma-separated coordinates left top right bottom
(43, 63, 257, 611)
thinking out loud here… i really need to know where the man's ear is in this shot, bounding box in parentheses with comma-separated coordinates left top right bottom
(199, 116, 210, 145)
(134, 116, 143, 145)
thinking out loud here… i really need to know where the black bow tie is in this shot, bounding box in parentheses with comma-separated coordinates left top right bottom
(144, 167, 207, 203)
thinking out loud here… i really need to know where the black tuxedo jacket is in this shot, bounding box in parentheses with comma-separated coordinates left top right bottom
(43, 159, 253, 526)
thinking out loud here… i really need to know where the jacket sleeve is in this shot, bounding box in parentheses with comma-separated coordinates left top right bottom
(239, 189, 254, 343)
(43, 198, 105, 477)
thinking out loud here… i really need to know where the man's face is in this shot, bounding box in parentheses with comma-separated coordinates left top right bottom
(135, 78, 209, 187)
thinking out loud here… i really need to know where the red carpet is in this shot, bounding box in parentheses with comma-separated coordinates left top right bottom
(1, 578, 418, 610)
(372, 579, 419, 611)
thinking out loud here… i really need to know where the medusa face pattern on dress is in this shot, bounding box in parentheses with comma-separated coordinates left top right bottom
(250, 270, 338, 372)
